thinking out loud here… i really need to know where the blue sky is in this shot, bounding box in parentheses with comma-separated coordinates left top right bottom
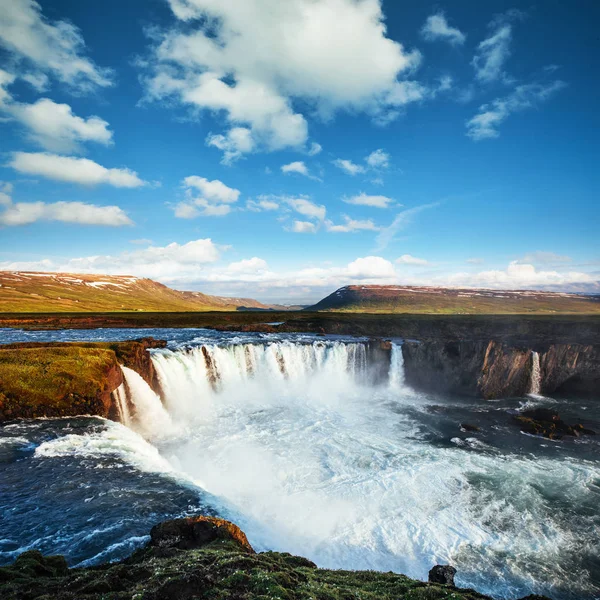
(0, 0, 598, 302)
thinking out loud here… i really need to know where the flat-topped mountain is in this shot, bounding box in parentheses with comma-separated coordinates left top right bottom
(307, 285, 600, 314)
(0, 272, 291, 312)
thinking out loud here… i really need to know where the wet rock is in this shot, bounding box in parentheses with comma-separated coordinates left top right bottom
(10, 550, 68, 578)
(460, 423, 480, 432)
(150, 516, 254, 553)
(514, 408, 596, 439)
(428, 564, 457, 585)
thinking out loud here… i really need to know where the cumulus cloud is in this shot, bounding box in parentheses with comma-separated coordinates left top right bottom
(421, 13, 465, 46)
(0, 0, 113, 92)
(286, 197, 326, 221)
(246, 197, 280, 212)
(9, 152, 148, 187)
(396, 254, 428, 265)
(172, 176, 241, 218)
(5, 98, 113, 152)
(466, 81, 566, 140)
(0, 69, 15, 105)
(344, 193, 394, 208)
(0, 180, 132, 226)
(291, 220, 317, 233)
(326, 216, 379, 233)
(281, 161, 309, 176)
(365, 149, 390, 169)
(0, 201, 132, 226)
(206, 127, 254, 165)
(333, 159, 366, 176)
(143, 0, 422, 161)
(445, 261, 596, 289)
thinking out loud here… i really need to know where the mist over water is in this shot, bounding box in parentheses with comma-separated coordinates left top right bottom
(1, 329, 599, 600)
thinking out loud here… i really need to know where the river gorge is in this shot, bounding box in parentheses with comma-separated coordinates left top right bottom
(0, 328, 599, 600)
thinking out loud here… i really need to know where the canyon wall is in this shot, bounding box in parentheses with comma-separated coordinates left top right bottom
(402, 340, 600, 399)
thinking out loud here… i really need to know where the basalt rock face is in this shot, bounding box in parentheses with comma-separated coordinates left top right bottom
(0, 338, 166, 422)
(402, 340, 600, 399)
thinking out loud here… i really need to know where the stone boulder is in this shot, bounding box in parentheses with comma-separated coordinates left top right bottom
(150, 516, 254, 553)
(428, 564, 456, 585)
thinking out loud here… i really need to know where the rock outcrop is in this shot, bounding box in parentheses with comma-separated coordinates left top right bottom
(150, 516, 254, 553)
(402, 340, 600, 399)
(514, 408, 596, 439)
(0, 516, 552, 600)
(0, 338, 165, 422)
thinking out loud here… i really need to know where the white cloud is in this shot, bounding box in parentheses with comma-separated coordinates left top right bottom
(344, 193, 394, 208)
(466, 81, 566, 140)
(0, 0, 112, 92)
(421, 13, 465, 46)
(286, 197, 326, 221)
(466, 257, 484, 264)
(246, 198, 280, 212)
(445, 261, 595, 289)
(326, 216, 379, 233)
(291, 220, 317, 233)
(281, 161, 309, 176)
(183, 176, 240, 203)
(6, 98, 113, 152)
(0, 181, 12, 206)
(175, 176, 240, 218)
(143, 0, 422, 161)
(9, 152, 148, 187)
(333, 158, 366, 176)
(0, 200, 132, 226)
(396, 254, 428, 265)
(206, 127, 254, 165)
(225, 257, 269, 274)
(307, 142, 322, 156)
(518, 251, 571, 265)
(365, 149, 389, 169)
(0, 69, 15, 105)
(472, 24, 512, 83)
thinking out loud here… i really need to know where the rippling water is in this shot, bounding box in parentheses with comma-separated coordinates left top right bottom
(1, 327, 599, 600)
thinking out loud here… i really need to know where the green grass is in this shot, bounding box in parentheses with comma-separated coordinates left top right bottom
(0, 542, 496, 600)
(0, 345, 119, 420)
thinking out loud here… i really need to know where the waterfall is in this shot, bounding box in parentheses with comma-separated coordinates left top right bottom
(149, 340, 397, 422)
(529, 351, 542, 396)
(118, 366, 175, 438)
(112, 383, 132, 427)
(389, 343, 405, 389)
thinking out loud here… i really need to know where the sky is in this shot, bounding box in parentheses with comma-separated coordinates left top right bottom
(0, 0, 598, 303)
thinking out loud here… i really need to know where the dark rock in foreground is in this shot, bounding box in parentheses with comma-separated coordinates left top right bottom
(428, 564, 457, 585)
(0, 516, 553, 600)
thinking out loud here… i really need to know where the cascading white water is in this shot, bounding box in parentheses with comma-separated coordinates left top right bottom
(529, 351, 542, 396)
(113, 338, 600, 598)
(150, 341, 388, 422)
(112, 383, 132, 428)
(119, 366, 175, 438)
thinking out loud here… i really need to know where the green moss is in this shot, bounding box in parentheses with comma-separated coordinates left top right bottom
(0, 345, 118, 419)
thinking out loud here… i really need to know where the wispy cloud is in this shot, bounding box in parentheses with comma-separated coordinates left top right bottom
(375, 203, 438, 251)
(421, 13, 465, 46)
(466, 81, 566, 140)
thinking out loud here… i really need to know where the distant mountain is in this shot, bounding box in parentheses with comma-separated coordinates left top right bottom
(307, 285, 600, 314)
(0, 272, 295, 313)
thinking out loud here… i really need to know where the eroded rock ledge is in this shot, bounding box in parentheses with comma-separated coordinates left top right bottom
(0, 338, 165, 422)
(0, 516, 552, 600)
(402, 340, 600, 399)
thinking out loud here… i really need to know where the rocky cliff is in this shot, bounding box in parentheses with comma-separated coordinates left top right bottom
(0, 339, 165, 422)
(402, 340, 600, 399)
